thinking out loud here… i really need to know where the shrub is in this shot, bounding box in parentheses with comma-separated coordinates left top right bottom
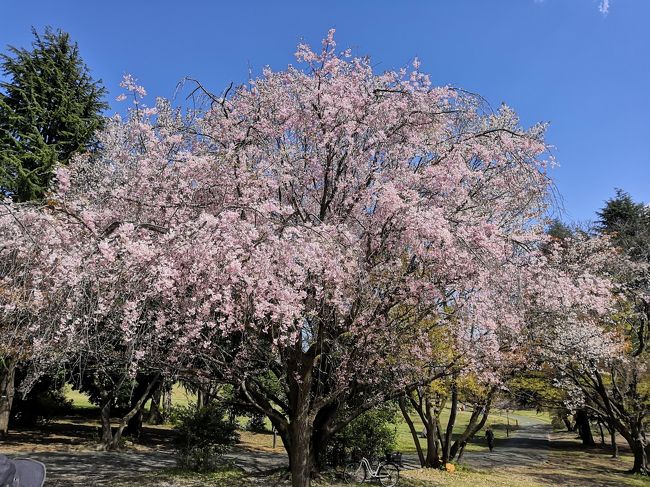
(172, 402, 239, 471)
(551, 415, 566, 431)
(177, 445, 231, 472)
(245, 413, 268, 433)
(323, 406, 397, 467)
(10, 373, 73, 426)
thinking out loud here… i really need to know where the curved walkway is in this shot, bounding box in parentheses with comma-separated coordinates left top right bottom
(13, 450, 177, 486)
(464, 422, 551, 469)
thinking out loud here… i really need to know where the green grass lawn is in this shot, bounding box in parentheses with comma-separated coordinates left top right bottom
(64, 382, 198, 413)
(63, 383, 96, 410)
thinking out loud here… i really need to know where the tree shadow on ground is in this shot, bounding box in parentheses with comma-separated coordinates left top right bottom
(1, 416, 177, 452)
(526, 432, 642, 487)
(19, 450, 177, 486)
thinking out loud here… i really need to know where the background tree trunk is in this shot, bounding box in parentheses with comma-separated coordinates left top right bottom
(609, 421, 618, 458)
(423, 396, 440, 467)
(575, 409, 595, 446)
(563, 415, 575, 432)
(162, 381, 172, 418)
(597, 421, 606, 447)
(125, 374, 160, 438)
(398, 396, 425, 466)
(100, 399, 113, 447)
(108, 374, 160, 450)
(442, 381, 458, 464)
(0, 358, 16, 438)
(146, 382, 164, 424)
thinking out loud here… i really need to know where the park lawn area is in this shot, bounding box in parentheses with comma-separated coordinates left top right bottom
(234, 409, 551, 456)
(168, 383, 198, 408)
(63, 384, 96, 410)
(510, 409, 553, 423)
(540, 430, 650, 487)
(63, 383, 548, 459)
(63, 384, 553, 462)
(64, 382, 197, 413)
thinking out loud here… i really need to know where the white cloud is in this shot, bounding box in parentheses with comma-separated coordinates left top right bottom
(599, 0, 610, 15)
(533, 0, 611, 15)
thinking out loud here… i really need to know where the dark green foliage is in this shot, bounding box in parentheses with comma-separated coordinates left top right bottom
(598, 189, 650, 262)
(245, 413, 268, 433)
(173, 402, 239, 471)
(324, 406, 397, 467)
(10, 370, 72, 426)
(0, 26, 107, 201)
(70, 366, 136, 412)
(598, 189, 647, 233)
(546, 219, 574, 241)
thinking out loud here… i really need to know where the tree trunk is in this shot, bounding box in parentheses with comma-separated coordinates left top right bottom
(563, 415, 574, 432)
(609, 421, 618, 458)
(196, 389, 204, 411)
(308, 403, 339, 472)
(626, 422, 649, 475)
(575, 409, 595, 446)
(456, 441, 467, 463)
(423, 396, 440, 468)
(288, 415, 312, 487)
(107, 373, 160, 450)
(449, 397, 493, 460)
(398, 396, 425, 466)
(0, 358, 16, 438)
(125, 374, 160, 438)
(100, 399, 113, 447)
(162, 381, 172, 417)
(630, 437, 649, 474)
(146, 382, 164, 424)
(597, 421, 605, 447)
(125, 407, 144, 439)
(442, 381, 458, 464)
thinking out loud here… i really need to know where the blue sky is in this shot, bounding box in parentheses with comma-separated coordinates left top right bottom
(2, 0, 648, 222)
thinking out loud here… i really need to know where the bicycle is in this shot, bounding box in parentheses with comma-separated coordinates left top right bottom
(343, 455, 400, 486)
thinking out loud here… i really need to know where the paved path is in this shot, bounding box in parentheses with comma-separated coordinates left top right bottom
(17, 448, 291, 485)
(464, 421, 551, 469)
(14, 450, 177, 486)
(224, 447, 287, 473)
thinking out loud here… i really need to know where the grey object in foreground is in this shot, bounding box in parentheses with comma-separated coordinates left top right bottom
(0, 455, 46, 487)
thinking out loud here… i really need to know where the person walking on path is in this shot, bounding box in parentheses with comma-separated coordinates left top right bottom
(485, 427, 495, 452)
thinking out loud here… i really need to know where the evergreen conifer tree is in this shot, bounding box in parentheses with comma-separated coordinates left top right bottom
(0, 27, 107, 201)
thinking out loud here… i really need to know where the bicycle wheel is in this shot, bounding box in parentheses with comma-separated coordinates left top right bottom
(378, 462, 399, 487)
(343, 461, 366, 483)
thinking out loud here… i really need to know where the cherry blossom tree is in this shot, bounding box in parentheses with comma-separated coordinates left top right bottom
(0, 200, 83, 436)
(32, 31, 557, 486)
(523, 231, 650, 473)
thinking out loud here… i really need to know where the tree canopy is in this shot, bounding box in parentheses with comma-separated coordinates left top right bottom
(0, 27, 107, 202)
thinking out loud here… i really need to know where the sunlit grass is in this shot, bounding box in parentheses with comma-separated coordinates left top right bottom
(64, 382, 198, 415)
(63, 383, 96, 410)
